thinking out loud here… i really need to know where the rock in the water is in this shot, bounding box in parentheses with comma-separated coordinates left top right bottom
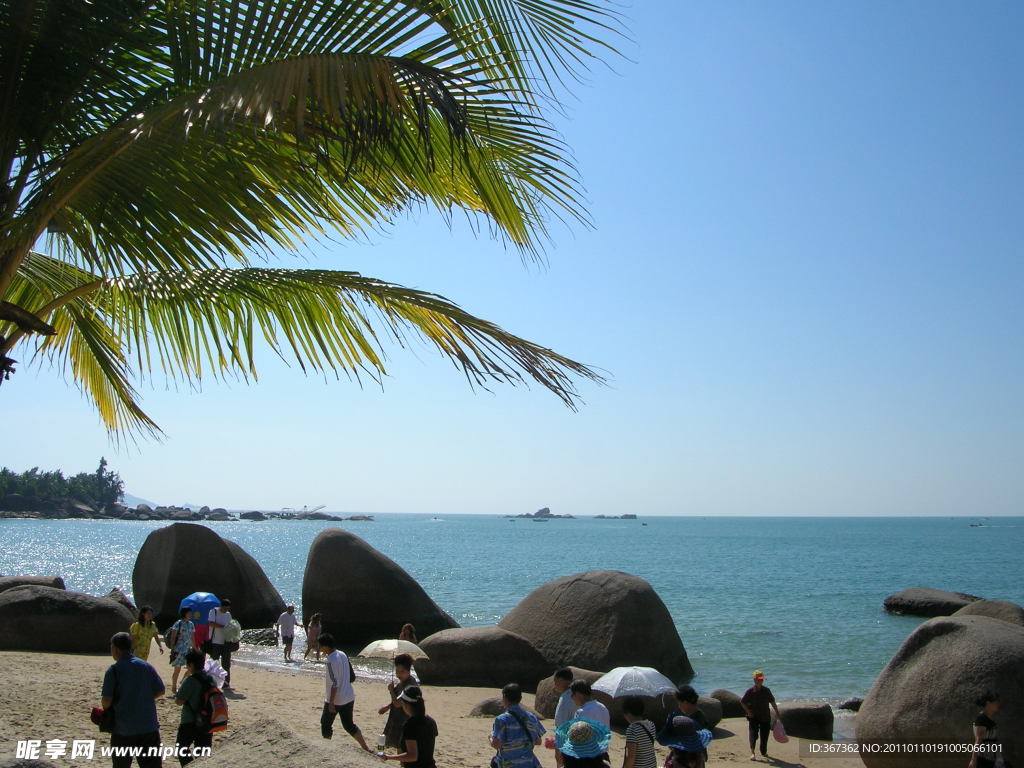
(416, 626, 550, 689)
(534, 667, 603, 719)
(470, 697, 542, 718)
(883, 587, 981, 617)
(301, 528, 458, 649)
(710, 689, 745, 718)
(498, 571, 693, 681)
(838, 698, 863, 712)
(241, 628, 278, 646)
(0, 576, 65, 594)
(132, 522, 285, 627)
(105, 587, 136, 613)
(953, 599, 1024, 627)
(0, 585, 135, 651)
(779, 702, 833, 741)
(857, 615, 1024, 768)
(240, 511, 267, 521)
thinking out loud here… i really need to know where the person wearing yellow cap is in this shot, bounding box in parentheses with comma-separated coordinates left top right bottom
(740, 670, 780, 760)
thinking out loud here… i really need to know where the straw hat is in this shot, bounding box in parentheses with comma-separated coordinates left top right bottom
(555, 718, 612, 759)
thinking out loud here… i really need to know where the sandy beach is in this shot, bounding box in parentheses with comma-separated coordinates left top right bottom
(0, 651, 861, 768)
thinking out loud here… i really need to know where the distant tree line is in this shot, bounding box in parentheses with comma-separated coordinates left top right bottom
(0, 458, 123, 507)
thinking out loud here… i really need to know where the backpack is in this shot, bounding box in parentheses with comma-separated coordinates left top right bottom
(189, 673, 229, 734)
(164, 620, 179, 647)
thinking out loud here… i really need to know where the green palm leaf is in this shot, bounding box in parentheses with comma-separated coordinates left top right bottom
(1, 1, 621, 436)
(11, 252, 603, 437)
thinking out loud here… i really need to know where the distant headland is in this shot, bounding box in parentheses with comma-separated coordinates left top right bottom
(0, 459, 370, 522)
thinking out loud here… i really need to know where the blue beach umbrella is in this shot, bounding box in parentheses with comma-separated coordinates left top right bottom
(179, 592, 220, 625)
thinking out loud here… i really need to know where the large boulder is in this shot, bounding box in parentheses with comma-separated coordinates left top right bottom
(710, 689, 745, 718)
(883, 587, 981, 617)
(534, 667, 603, 719)
(779, 702, 833, 741)
(470, 697, 542, 718)
(301, 528, 458, 649)
(415, 626, 550, 689)
(105, 587, 136, 614)
(857, 615, 1024, 768)
(0, 585, 135, 651)
(0, 576, 65, 594)
(132, 522, 286, 627)
(498, 571, 693, 681)
(953, 599, 1024, 627)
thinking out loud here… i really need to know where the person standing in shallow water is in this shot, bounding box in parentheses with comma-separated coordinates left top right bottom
(741, 670, 780, 760)
(304, 613, 323, 661)
(275, 605, 299, 662)
(969, 692, 1005, 768)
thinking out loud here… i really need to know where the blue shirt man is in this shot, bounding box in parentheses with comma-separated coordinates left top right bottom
(490, 683, 545, 768)
(101, 632, 165, 767)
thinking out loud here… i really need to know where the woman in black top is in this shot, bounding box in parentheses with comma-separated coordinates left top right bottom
(969, 692, 1004, 768)
(378, 685, 437, 768)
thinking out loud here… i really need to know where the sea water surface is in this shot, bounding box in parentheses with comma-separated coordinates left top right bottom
(2, 514, 1021, 725)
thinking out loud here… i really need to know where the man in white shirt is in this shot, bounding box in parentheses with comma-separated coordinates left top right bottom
(207, 598, 233, 687)
(552, 668, 576, 768)
(317, 632, 370, 751)
(571, 679, 610, 728)
(275, 605, 299, 662)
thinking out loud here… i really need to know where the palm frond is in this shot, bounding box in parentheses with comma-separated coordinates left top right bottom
(20, 52, 582, 279)
(11, 252, 604, 436)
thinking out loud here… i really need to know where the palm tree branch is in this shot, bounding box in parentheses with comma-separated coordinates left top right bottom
(10, 52, 581, 286)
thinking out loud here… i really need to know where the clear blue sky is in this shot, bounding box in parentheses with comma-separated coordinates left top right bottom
(4, 1, 1022, 516)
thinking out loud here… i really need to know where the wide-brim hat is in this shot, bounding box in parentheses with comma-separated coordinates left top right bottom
(555, 718, 612, 759)
(658, 715, 713, 753)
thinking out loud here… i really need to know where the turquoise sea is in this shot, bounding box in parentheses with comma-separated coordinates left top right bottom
(2, 515, 1021, 724)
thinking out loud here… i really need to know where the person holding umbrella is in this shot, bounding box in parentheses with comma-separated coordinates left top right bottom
(207, 599, 233, 688)
(376, 686, 437, 768)
(378, 653, 419, 750)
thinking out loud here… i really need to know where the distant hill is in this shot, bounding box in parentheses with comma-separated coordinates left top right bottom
(123, 492, 157, 508)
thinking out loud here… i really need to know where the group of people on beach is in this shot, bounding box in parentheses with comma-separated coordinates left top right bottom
(534, 672, 714, 768)
(109, 599, 240, 767)
(104, 609, 1009, 768)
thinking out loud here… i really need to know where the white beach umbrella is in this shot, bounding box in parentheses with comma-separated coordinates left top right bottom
(356, 638, 429, 660)
(592, 666, 676, 699)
